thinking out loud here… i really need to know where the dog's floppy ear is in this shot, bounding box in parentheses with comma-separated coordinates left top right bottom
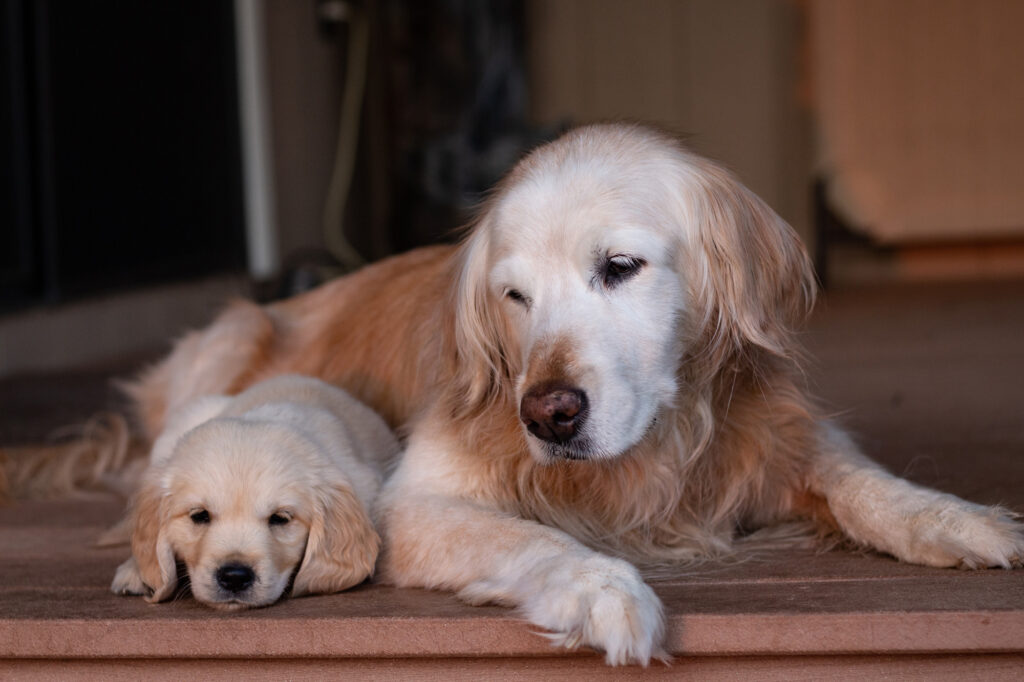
(292, 480, 380, 597)
(449, 214, 520, 413)
(679, 157, 816, 364)
(128, 475, 178, 602)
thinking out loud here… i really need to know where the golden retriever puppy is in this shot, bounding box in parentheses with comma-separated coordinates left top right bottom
(121, 124, 1023, 661)
(111, 374, 397, 609)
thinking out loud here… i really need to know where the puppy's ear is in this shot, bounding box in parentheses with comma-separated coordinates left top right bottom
(128, 475, 177, 602)
(292, 481, 380, 597)
(682, 158, 816, 363)
(450, 216, 520, 413)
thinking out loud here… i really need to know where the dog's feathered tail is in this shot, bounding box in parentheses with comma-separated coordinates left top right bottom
(0, 412, 145, 502)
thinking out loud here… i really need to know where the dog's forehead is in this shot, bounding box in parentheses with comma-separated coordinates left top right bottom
(165, 427, 310, 516)
(167, 459, 305, 516)
(501, 165, 629, 226)
(490, 153, 682, 260)
(489, 182, 674, 274)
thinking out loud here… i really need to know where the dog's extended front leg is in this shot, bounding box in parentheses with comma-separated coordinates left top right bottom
(377, 438, 666, 665)
(808, 423, 1024, 568)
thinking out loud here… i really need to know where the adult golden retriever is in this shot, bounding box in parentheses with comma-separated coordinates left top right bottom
(124, 124, 1023, 664)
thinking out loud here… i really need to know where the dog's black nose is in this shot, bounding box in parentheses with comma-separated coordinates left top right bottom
(216, 563, 255, 593)
(520, 383, 588, 444)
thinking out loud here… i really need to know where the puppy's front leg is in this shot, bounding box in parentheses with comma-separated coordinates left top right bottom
(111, 557, 148, 596)
(809, 423, 1024, 568)
(378, 455, 666, 665)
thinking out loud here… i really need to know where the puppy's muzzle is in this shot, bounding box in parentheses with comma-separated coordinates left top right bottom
(520, 382, 588, 444)
(216, 562, 255, 594)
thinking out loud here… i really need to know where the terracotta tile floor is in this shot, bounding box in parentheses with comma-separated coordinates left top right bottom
(2, 280, 1024, 674)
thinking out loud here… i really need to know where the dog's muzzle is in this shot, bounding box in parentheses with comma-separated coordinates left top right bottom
(519, 382, 589, 445)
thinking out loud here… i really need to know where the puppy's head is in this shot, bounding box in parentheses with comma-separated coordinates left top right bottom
(129, 418, 379, 608)
(453, 124, 815, 463)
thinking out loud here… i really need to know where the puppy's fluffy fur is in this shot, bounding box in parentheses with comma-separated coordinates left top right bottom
(112, 375, 397, 609)
(123, 125, 1023, 660)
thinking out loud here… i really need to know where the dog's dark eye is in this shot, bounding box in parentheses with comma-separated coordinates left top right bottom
(602, 255, 645, 288)
(190, 509, 210, 525)
(268, 513, 290, 526)
(505, 288, 529, 307)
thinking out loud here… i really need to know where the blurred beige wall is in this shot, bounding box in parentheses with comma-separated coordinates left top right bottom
(812, 0, 1024, 244)
(263, 0, 347, 263)
(525, 0, 813, 245)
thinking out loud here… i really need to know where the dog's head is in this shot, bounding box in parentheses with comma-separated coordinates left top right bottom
(129, 418, 379, 608)
(453, 124, 815, 463)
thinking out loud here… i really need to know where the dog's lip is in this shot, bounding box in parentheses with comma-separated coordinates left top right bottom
(203, 597, 259, 611)
(203, 572, 293, 609)
(532, 414, 659, 462)
(205, 592, 271, 609)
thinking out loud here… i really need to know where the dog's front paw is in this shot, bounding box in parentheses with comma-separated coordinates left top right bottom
(522, 553, 666, 666)
(111, 557, 149, 596)
(904, 498, 1024, 569)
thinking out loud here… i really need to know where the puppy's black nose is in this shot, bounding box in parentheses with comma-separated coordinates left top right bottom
(520, 383, 588, 444)
(216, 562, 255, 593)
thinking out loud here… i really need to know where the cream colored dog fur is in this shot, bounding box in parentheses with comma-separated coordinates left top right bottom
(120, 124, 1024, 662)
(111, 374, 398, 609)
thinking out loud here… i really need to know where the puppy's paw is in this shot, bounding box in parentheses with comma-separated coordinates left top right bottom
(522, 554, 667, 666)
(111, 557, 150, 596)
(903, 498, 1024, 569)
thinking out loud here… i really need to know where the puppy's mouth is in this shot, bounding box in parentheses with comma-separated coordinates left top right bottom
(205, 588, 277, 610)
(189, 563, 284, 609)
(208, 598, 255, 611)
